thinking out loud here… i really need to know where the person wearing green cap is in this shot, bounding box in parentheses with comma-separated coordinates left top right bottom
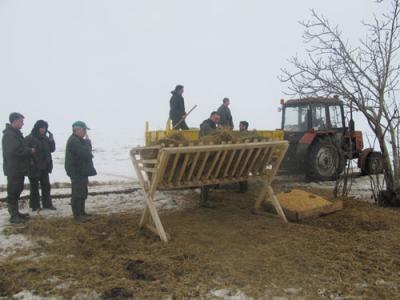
(65, 121, 97, 223)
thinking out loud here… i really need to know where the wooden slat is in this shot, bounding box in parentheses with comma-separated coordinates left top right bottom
(177, 153, 191, 184)
(214, 148, 229, 178)
(168, 153, 180, 183)
(187, 151, 201, 182)
(196, 152, 210, 181)
(205, 150, 222, 180)
(223, 149, 237, 177)
(246, 147, 263, 175)
(238, 148, 254, 177)
(230, 149, 246, 178)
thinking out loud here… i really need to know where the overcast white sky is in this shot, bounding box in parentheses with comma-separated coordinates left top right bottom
(0, 0, 390, 141)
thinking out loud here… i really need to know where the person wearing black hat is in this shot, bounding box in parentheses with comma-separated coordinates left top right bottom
(169, 85, 189, 130)
(65, 121, 97, 223)
(2, 112, 35, 224)
(25, 120, 56, 211)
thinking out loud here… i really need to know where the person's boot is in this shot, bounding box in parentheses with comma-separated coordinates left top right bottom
(74, 215, 91, 223)
(8, 203, 27, 224)
(200, 187, 216, 208)
(18, 212, 30, 219)
(80, 200, 92, 217)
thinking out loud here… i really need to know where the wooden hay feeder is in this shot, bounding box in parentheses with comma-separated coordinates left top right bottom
(130, 140, 289, 242)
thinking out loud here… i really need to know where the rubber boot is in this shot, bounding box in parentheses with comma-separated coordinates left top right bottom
(200, 187, 216, 208)
(8, 204, 27, 224)
(18, 212, 31, 219)
(239, 181, 248, 193)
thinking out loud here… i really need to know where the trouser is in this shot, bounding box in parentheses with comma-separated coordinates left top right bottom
(239, 181, 248, 193)
(200, 186, 210, 203)
(71, 176, 89, 217)
(172, 119, 189, 130)
(7, 176, 25, 217)
(29, 170, 52, 209)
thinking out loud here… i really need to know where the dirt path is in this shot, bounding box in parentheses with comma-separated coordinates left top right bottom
(1, 183, 400, 299)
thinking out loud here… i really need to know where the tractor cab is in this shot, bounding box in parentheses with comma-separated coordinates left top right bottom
(282, 98, 345, 133)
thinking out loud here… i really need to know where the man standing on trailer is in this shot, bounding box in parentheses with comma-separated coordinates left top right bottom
(169, 85, 189, 130)
(217, 98, 234, 129)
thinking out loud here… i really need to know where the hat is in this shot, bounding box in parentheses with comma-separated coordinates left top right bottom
(72, 121, 90, 130)
(9, 112, 24, 123)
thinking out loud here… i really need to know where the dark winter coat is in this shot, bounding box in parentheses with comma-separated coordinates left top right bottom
(2, 124, 33, 177)
(217, 104, 233, 128)
(65, 134, 97, 178)
(169, 92, 186, 122)
(199, 119, 217, 138)
(25, 133, 55, 177)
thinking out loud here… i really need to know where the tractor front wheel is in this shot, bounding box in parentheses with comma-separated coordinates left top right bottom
(362, 152, 384, 175)
(306, 138, 344, 181)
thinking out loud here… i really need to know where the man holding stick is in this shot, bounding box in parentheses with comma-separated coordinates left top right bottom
(169, 85, 189, 130)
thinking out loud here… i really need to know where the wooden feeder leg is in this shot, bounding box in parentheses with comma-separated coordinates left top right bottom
(142, 192, 169, 242)
(266, 185, 288, 223)
(254, 182, 287, 223)
(139, 206, 150, 228)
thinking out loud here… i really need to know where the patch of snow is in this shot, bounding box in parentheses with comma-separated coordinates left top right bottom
(283, 287, 302, 295)
(0, 207, 33, 259)
(71, 290, 100, 300)
(12, 291, 59, 300)
(210, 288, 253, 300)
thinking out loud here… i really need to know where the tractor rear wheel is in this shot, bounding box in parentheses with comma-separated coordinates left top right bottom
(306, 138, 344, 181)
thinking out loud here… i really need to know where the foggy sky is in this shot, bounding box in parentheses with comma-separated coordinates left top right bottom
(0, 0, 390, 140)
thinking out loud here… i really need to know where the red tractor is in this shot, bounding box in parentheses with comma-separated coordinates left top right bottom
(280, 97, 383, 181)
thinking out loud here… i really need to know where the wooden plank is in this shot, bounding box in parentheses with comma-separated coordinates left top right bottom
(168, 153, 180, 183)
(161, 141, 288, 154)
(214, 148, 229, 178)
(223, 149, 237, 177)
(205, 151, 222, 180)
(246, 147, 263, 175)
(177, 153, 190, 184)
(238, 148, 254, 177)
(196, 152, 210, 181)
(187, 151, 201, 182)
(230, 149, 246, 178)
(266, 185, 287, 223)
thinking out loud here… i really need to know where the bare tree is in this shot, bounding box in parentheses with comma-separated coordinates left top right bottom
(280, 0, 400, 204)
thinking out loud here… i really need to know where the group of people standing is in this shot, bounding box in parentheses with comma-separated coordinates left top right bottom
(169, 84, 249, 135)
(2, 112, 96, 224)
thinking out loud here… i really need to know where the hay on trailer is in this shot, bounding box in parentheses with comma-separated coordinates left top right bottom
(140, 129, 272, 183)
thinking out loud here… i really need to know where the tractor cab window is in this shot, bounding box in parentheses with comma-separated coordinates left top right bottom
(329, 105, 344, 128)
(312, 105, 328, 130)
(283, 105, 309, 131)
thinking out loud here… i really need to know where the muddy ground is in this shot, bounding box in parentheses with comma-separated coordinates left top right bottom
(1, 182, 400, 299)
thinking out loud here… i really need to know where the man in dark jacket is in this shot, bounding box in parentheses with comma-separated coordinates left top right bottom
(199, 111, 220, 138)
(25, 120, 56, 211)
(217, 98, 233, 129)
(65, 121, 97, 222)
(169, 85, 189, 130)
(2, 112, 35, 224)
